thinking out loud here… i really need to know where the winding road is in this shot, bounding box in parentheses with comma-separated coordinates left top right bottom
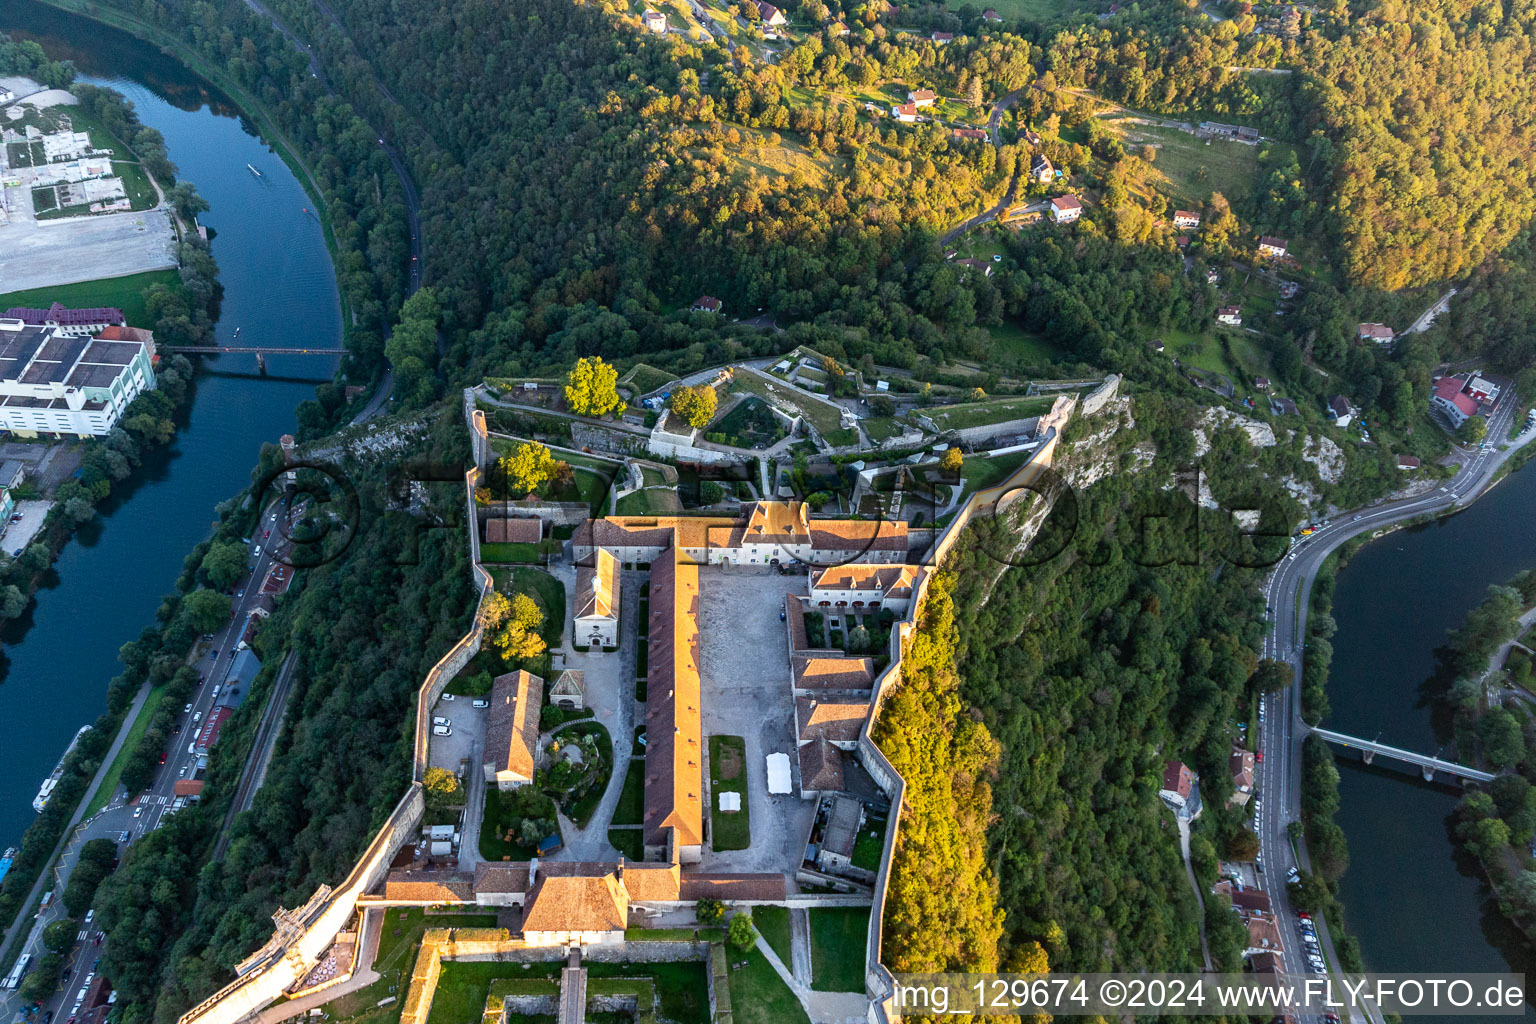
(1254, 390, 1530, 1019)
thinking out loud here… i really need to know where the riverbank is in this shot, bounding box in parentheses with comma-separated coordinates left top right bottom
(26, 0, 355, 334)
(1321, 446, 1536, 1001)
(0, 8, 344, 1001)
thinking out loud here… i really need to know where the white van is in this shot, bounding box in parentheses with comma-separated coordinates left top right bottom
(432, 717, 451, 727)
(432, 725, 452, 737)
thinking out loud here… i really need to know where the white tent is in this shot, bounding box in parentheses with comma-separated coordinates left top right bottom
(718, 791, 742, 812)
(766, 752, 792, 794)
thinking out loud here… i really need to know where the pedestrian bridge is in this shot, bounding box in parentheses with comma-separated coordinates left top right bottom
(1312, 728, 1496, 782)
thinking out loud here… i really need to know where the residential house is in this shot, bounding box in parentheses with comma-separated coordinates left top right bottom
(574, 547, 620, 647)
(690, 295, 723, 314)
(1216, 305, 1243, 326)
(644, 546, 704, 863)
(1173, 210, 1201, 229)
(954, 256, 993, 276)
(829, 20, 849, 34)
(1396, 454, 1421, 470)
(1206, 267, 1221, 285)
(982, 7, 1002, 19)
(1328, 394, 1354, 427)
(1029, 153, 1054, 183)
(1023, 129, 1042, 146)
(1270, 396, 1299, 416)
(642, 8, 667, 32)
(0, 320, 156, 437)
(1049, 195, 1082, 224)
(1229, 748, 1255, 807)
(952, 127, 989, 142)
(549, 669, 585, 711)
(931, 31, 954, 43)
(1254, 377, 1269, 391)
(1432, 377, 1477, 429)
(483, 670, 544, 790)
(2, 303, 125, 337)
(1149, 338, 1165, 354)
(1357, 322, 1394, 345)
(808, 563, 917, 613)
(890, 103, 920, 122)
(1257, 236, 1288, 259)
(1159, 761, 1193, 809)
(756, 0, 787, 24)
(1278, 280, 1299, 299)
(907, 88, 936, 107)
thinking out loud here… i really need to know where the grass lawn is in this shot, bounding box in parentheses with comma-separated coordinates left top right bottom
(84, 682, 167, 817)
(111, 160, 158, 211)
(640, 467, 668, 487)
(621, 364, 680, 397)
(552, 722, 613, 827)
(959, 449, 1033, 492)
(615, 487, 679, 515)
(479, 785, 559, 861)
(754, 905, 793, 965)
(730, 366, 847, 437)
(728, 946, 811, 1024)
(861, 416, 906, 442)
(588, 962, 712, 1024)
(505, 566, 565, 649)
(988, 322, 1064, 366)
(613, 758, 645, 826)
(850, 824, 885, 872)
(809, 908, 870, 992)
(923, 395, 1054, 432)
(1114, 123, 1295, 210)
(478, 541, 542, 563)
(373, 908, 499, 979)
(425, 962, 560, 1024)
(0, 269, 180, 331)
(708, 734, 751, 851)
(822, 427, 860, 447)
(608, 827, 643, 860)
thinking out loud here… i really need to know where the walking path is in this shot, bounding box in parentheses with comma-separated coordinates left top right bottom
(254, 907, 384, 1024)
(753, 932, 869, 1024)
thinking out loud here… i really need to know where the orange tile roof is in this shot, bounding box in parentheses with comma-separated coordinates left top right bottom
(679, 873, 788, 901)
(622, 862, 682, 901)
(809, 563, 915, 596)
(486, 671, 544, 783)
(576, 548, 618, 619)
(796, 696, 870, 742)
(486, 517, 542, 544)
(645, 547, 704, 849)
(522, 873, 627, 934)
(791, 655, 874, 691)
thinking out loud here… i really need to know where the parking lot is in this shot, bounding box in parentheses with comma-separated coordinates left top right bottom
(1, 500, 50, 553)
(695, 567, 815, 872)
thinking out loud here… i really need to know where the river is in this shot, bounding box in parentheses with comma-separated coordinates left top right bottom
(0, 0, 340, 851)
(1325, 458, 1536, 1021)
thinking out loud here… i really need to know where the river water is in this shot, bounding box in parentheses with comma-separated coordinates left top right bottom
(0, 0, 339, 850)
(1325, 460, 1536, 1020)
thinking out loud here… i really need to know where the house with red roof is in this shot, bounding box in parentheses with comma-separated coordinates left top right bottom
(907, 88, 936, 107)
(756, 1, 787, 25)
(1357, 322, 1394, 345)
(1049, 194, 1082, 224)
(1432, 376, 1479, 428)
(931, 31, 954, 43)
(690, 296, 722, 314)
(1257, 236, 1288, 259)
(890, 102, 920, 122)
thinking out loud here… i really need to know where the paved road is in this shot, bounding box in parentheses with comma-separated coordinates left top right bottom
(0, 505, 294, 1024)
(1254, 390, 1529, 1020)
(210, 651, 299, 861)
(1400, 288, 1456, 337)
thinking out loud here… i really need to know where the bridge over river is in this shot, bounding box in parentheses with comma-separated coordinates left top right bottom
(1310, 727, 1496, 783)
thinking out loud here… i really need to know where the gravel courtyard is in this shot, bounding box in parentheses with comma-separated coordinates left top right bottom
(695, 566, 815, 873)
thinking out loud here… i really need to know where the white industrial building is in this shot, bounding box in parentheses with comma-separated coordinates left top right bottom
(0, 320, 155, 437)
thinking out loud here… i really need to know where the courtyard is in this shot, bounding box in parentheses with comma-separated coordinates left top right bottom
(695, 567, 815, 872)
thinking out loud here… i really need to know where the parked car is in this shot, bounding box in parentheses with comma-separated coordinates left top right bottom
(472, 699, 489, 709)
(432, 725, 452, 737)
(441, 693, 455, 702)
